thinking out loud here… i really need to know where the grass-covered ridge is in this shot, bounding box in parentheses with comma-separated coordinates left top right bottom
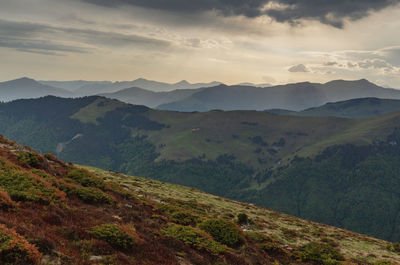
(85, 165, 400, 264)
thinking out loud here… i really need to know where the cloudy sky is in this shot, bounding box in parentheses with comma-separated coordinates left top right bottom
(1, 0, 400, 87)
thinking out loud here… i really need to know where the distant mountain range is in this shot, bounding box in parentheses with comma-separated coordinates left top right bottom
(158, 79, 400, 111)
(41, 78, 222, 94)
(0, 77, 72, 102)
(99, 87, 202, 108)
(3, 77, 400, 113)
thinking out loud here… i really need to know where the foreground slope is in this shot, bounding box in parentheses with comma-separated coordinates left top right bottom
(3, 96, 400, 242)
(0, 135, 399, 264)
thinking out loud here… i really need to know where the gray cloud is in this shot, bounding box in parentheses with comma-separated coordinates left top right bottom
(347, 62, 357, 68)
(81, 0, 399, 28)
(0, 19, 170, 55)
(358, 59, 393, 70)
(323, 61, 337, 66)
(288, 64, 309, 72)
(0, 37, 89, 54)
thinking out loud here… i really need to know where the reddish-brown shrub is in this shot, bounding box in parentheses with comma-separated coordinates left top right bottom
(0, 189, 17, 211)
(0, 224, 42, 264)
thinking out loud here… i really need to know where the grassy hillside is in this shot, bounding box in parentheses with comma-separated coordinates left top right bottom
(265, 98, 400, 118)
(85, 165, 400, 265)
(2, 96, 400, 243)
(1, 135, 399, 264)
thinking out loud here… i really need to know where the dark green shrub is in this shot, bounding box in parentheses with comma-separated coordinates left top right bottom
(44, 153, 58, 162)
(236, 213, 249, 225)
(0, 161, 58, 203)
(171, 211, 199, 226)
(198, 218, 244, 248)
(280, 227, 298, 240)
(245, 232, 271, 243)
(164, 224, 225, 254)
(259, 242, 287, 256)
(90, 224, 136, 250)
(17, 152, 40, 168)
(67, 168, 105, 190)
(320, 237, 339, 248)
(64, 185, 114, 205)
(296, 242, 344, 265)
(0, 224, 42, 264)
(158, 204, 199, 226)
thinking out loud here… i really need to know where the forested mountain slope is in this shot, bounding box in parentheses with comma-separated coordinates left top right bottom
(1, 96, 400, 242)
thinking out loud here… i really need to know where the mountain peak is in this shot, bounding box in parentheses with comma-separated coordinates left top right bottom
(325, 79, 375, 86)
(175, 80, 191, 85)
(134, 78, 150, 82)
(4, 77, 40, 86)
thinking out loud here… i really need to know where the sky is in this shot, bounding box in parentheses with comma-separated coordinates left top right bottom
(1, 0, 400, 87)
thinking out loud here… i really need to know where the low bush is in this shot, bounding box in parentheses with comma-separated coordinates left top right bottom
(43, 153, 59, 162)
(245, 232, 271, 243)
(164, 224, 225, 254)
(280, 227, 298, 240)
(90, 224, 136, 250)
(198, 218, 244, 248)
(158, 204, 199, 226)
(259, 242, 287, 256)
(62, 184, 114, 205)
(17, 152, 41, 168)
(320, 237, 339, 248)
(171, 211, 199, 226)
(74, 239, 114, 259)
(0, 224, 42, 265)
(236, 213, 249, 225)
(67, 168, 106, 190)
(0, 189, 17, 210)
(0, 161, 58, 203)
(296, 242, 344, 265)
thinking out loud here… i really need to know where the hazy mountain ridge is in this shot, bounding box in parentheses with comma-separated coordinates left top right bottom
(0, 77, 73, 102)
(99, 86, 204, 108)
(40, 78, 222, 95)
(265, 97, 400, 118)
(39, 80, 111, 92)
(158, 79, 400, 112)
(3, 77, 400, 113)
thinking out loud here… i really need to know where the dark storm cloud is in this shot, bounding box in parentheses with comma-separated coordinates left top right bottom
(81, 0, 399, 27)
(0, 19, 171, 55)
